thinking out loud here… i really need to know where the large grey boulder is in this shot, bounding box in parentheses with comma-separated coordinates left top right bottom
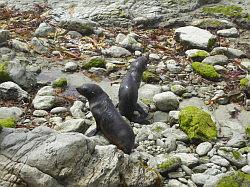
(0, 107, 23, 119)
(0, 127, 161, 187)
(7, 59, 37, 89)
(175, 26, 216, 49)
(0, 81, 28, 101)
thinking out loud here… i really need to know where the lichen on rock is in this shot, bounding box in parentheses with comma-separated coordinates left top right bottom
(179, 106, 217, 141)
(191, 61, 220, 80)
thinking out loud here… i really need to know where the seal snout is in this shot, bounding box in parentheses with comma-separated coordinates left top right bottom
(76, 86, 86, 95)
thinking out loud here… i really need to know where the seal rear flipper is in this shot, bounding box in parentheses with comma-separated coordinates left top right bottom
(131, 115, 150, 125)
(86, 128, 99, 137)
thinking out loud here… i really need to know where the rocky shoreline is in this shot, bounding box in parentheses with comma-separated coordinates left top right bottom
(0, 0, 250, 186)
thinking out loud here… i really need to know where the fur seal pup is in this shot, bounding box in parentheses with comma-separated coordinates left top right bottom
(76, 83, 135, 154)
(118, 56, 149, 124)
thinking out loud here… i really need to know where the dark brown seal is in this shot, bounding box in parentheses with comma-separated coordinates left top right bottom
(76, 83, 135, 154)
(118, 56, 149, 124)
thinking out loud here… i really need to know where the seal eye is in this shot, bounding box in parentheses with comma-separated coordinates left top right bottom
(91, 91, 95, 94)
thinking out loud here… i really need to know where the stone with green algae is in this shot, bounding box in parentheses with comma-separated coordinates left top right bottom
(52, 77, 68, 88)
(202, 5, 243, 18)
(0, 118, 16, 128)
(82, 58, 106, 70)
(157, 156, 181, 175)
(179, 106, 217, 141)
(0, 62, 11, 83)
(215, 171, 250, 187)
(240, 78, 249, 88)
(191, 62, 220, 80)
(142, 70, 160, 83)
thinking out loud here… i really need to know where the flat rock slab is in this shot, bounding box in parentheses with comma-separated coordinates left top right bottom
(175, 26, 216, 49)
(1, 0, 241, 27)
(0, 126, 161, 187)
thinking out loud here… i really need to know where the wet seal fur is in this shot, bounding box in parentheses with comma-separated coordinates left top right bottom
(76, 83, 135, 154)
(118, 56, 149, 124)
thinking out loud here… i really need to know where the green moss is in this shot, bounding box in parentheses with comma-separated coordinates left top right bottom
(82, 58, 106, 70)
(202, 5, 243, 18)
(246, 125, 250, 138)
(0, 118, 16, 128)
(52, 77, 67, 88)
(140, 98, 154, 105)
(152, 126, 164, 133)
(208, 38, 216, 49)
(192, 62, 220, 80)
(216, 171, 250, 187)
(119, 9, 126, 18)
(240, 78, 249, 87)
(0, 62, 11, 83)
(179, 106, 217, 141)
(157, 157, 181, 172)
(232, 150, 241, 160)
(239, 146, 250, 154)
(190, 50, 210, 60)
(142, 70, 160, 83)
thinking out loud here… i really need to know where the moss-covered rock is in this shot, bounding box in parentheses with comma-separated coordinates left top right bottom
(142, 70, 160, 83)
(190, 50, 210, 61)
(157, 156, 181, 175)
(240, 78, 249, 88)
(179, 106, 217, 141)
(52, 77, 67, 88)
(215, 171, 250, 187)
(0, 118, 16, 128)
(192, 62, 220, 80)
(82, 58, 106, 70)
(140, 98, 154, 106)
(60, 20, 94, 35)
(0, 62, 11, 83)
(193, 18, 232, 29)
(202, 5, 243, 18)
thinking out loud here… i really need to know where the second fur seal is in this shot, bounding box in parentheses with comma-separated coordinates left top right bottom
(76, 83, 135, 154)
(118, 56, 149, 124)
